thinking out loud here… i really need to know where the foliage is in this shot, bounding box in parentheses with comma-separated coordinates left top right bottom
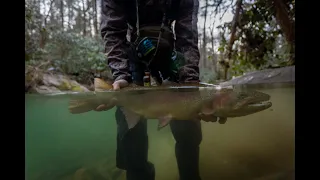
(45, 31, 108, 84)
(25, 1, 41, 62)
(214, 0, 295, 78)
(25, 0, 295, 86)
(25, 0, 110, 86)
(45, 32, 106, 72)
(200, 68, 217, 83)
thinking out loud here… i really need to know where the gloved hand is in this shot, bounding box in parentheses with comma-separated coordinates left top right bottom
(199, 113, 228, 124)
(94, 79, 129, 111)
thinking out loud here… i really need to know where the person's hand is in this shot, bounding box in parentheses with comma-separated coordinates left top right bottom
(94, 79, 129, 111)
(198, 113, 228, 124)
(112, 79, 129, 90)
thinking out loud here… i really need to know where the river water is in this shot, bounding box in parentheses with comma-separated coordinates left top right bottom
(25, 84, 295, 180)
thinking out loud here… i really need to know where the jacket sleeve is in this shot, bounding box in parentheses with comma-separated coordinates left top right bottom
(175, 0, 200, 83)
(100, 0, 131, 82)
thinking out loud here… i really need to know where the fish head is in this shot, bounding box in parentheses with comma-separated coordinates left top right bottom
(201, 88, 272, 118)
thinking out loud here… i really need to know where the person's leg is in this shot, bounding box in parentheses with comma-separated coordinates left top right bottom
(115, 54, 155, 179)
(115, 107, 155, 180)
(170, 120, 202, 180)
(114, 45, 156, 180)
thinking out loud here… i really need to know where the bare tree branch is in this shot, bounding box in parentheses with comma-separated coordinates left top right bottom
(44, 0, 55, 26)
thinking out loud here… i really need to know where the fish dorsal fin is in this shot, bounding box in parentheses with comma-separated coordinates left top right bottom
(94, 78, 113, 92)
(120, 107, 142, 129)
(157, 115, 173, 130)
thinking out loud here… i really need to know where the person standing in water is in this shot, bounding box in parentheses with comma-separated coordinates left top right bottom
(96, 0, 226, 179)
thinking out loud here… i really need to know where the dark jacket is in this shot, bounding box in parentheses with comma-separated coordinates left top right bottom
(100, 0, 200, 83)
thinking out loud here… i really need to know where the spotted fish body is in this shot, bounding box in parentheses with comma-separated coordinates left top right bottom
(69, 78, 272, 130)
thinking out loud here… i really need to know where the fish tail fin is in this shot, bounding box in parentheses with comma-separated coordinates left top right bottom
(94, 78, 113, 91)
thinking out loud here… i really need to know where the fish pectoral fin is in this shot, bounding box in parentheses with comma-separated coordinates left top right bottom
(120, 107, 142, 129)
(157, 115, 173, 131)
(200, 99, 216, 115)
(201, 106, 216, 115)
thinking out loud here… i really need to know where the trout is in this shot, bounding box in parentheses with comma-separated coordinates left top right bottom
(69, 78, 272, 130)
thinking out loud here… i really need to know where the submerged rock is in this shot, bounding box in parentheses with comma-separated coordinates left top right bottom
(72, 164, 125, 180)
(253, 169, 295, 180)
(73, 168, 92, 180)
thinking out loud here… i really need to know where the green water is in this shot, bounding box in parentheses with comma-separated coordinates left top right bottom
(25, 86, 295, 180)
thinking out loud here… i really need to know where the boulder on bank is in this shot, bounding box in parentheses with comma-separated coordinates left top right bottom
(219, 66, 295, 87)
(26, 72, 89, 94)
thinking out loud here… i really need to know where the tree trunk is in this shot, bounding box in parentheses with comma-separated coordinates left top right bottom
(40, 0, 55, 49)
(199, 33, 202, 54)
(93, 0, 98, 36)
(224, 0, 243, 80)
(60, 0, 64, 29)
(202, 0, 208, 69)
(271, 0, 295, 64)
(81, 0, 86, 36)
(39, 28, 47, 49)
(67, 3, 72, 30)
(210, 25, 217, 73)
(88, 16, 92, 37)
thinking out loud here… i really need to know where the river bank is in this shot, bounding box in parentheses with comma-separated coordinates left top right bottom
(25, 66, 295, 94)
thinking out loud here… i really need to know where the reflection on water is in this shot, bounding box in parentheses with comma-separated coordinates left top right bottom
(25, 84, 295, 180)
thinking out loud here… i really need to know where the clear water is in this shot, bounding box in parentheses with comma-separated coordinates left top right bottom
(25, 84, 295, 180)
